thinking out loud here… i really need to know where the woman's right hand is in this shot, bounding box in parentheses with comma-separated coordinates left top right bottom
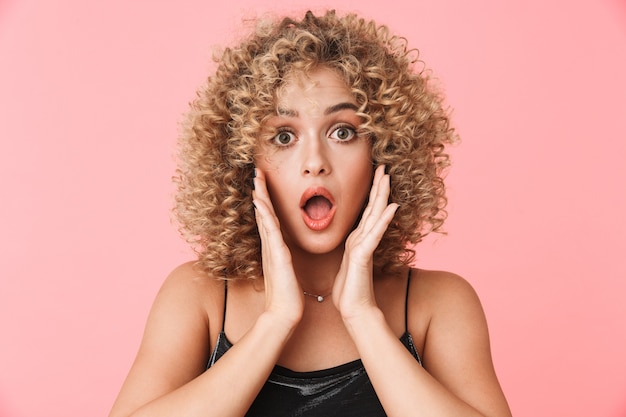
(252, 168, 304, 328)
(108, 169, 303, 417)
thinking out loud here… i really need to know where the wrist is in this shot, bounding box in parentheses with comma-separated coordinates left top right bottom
(342, 305, 385, 337)
(258, 308, 302, 338)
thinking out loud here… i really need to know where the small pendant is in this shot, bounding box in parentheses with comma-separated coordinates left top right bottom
(304, 291, 330, 302)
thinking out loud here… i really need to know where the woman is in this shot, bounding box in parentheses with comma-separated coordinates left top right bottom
(109, 10, 511, 417)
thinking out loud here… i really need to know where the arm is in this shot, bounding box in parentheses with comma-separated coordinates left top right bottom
(333, 165, 511, 416)
(109, 170, 304, 417)
(108, 264, 299, 417)
(344, 272, 511, 417)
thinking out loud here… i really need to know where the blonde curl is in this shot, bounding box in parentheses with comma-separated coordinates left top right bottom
(174, 10, 457, 280)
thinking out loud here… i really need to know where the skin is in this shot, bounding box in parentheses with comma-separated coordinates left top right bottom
(108, 67, 512, 417)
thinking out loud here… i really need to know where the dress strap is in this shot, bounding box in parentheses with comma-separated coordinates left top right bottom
(404, 268, 413, 333)
(221, 281, 228, 333)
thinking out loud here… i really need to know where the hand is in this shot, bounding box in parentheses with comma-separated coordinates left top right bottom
(332, 165, 399, 321)
(252, 168, 304, 327)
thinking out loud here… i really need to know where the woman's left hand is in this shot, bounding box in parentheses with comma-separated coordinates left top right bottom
(332, 164, 399, 322)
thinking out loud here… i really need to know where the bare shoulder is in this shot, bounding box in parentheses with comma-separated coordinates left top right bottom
(411, 269, 482, 314)
(410, 269, 487, 352)
(408, 269, 480, 327)
(134, 261, 219, 354)
(109, 262, 224, 416)
(412, 269, 479, 301)
(147, 262, 222, 332)
(150, 261, 227, 351)
(157, 261, 224, 312)
(161, 261, 221, 294)
(410, 268, 511, 417)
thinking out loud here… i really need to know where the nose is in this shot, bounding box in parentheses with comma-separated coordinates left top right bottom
(301, 135, 331, 176)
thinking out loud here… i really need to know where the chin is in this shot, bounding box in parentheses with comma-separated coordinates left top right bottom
(286, 232, 346, 257)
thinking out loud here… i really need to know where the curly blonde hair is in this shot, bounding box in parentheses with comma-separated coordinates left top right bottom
(174, 10, 456, 280)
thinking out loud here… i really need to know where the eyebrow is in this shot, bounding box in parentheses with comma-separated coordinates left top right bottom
(276, 102, 359, 117)
(324, 102, 359, 115)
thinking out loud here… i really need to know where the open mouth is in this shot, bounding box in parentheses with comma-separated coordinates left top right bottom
(303, 195, 333, 220)
(300, 188, 336, 231)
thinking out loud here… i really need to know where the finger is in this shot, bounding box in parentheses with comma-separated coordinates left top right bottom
(370, 165, 392, 217)
(369, 164, 387, 207)
(253, 198, 286, 255)
(360, 165, 392, 232)
(252, 168, 279, 219)
(357, 165, 385, 226)
(252, 169, 287, 262)
(368, 164, 386, 203)
(352, 203, 400, 257)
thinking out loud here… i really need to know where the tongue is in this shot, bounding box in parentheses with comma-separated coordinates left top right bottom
(304, 196, 332, 220)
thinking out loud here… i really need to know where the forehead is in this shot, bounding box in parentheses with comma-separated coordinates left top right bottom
(275, 67, 355, 116)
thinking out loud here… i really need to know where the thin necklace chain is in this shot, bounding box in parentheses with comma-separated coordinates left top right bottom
(303, 290, 332, 303)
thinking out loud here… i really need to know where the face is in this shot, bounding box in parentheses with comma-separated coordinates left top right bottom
(255, 67, 373, 255)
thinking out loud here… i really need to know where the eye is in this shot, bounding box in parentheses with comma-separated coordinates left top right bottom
(329, 125, 357, 142)
(273, 130, 296, 146)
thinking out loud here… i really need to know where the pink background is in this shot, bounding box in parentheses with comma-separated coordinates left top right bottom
(1, 0, 625, 416)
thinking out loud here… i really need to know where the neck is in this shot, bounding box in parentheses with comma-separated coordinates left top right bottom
(289, 243, 344, 294)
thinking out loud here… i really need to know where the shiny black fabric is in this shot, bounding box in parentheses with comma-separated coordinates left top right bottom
(207, 331, 422, 416)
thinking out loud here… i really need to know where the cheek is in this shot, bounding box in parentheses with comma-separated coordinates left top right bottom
(339, 154, 373, 203)
(254, 147, 276, 172)
(255, 153, 288, 192)
(345, 147, 373, 182)
(263, 168, 293, 209)
(255, 144, 295, 175)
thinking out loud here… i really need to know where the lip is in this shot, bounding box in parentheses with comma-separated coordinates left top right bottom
(300, 187, 336, 231)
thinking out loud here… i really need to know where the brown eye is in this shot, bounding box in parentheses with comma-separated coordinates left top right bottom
(330, 126, 356, 142)
(274, 131, 295, 145)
